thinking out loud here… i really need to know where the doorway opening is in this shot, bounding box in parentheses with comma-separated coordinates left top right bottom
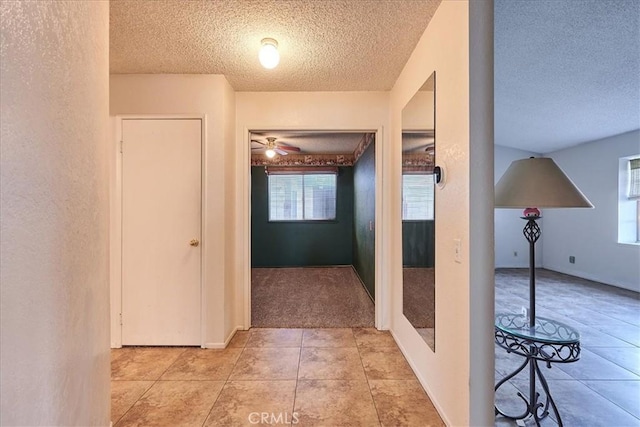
(248, 130, 377, 328)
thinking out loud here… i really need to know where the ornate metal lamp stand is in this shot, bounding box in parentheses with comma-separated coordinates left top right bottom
(523, 215, 541, 327)
(494, 216, 581, 427)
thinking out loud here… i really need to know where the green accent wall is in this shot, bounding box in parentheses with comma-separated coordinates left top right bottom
(353, 141, 376, 300)
(402, 221, 435, 267)
(251, 166, 354, 267)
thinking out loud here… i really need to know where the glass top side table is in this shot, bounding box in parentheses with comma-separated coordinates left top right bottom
(494, 313, 581, 426)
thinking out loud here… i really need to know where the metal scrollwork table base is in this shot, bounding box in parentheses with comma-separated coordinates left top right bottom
(494, 313, 580, 427)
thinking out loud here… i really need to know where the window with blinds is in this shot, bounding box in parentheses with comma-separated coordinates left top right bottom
(268, 174, 337, 221)
(628, 158, 640, 199)
(402, 174, 434, 220)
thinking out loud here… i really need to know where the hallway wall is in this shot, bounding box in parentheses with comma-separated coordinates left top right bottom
(389, 1, 495, 425)
(1, 2, 111, 424)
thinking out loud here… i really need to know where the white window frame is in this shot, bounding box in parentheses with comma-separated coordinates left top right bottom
(268, 173, 337, 222)
(618, 155, 640, 245)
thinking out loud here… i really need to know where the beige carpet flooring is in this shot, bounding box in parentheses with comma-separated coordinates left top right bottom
(402, 267, 435, 328)
(251, 266, 374, 328)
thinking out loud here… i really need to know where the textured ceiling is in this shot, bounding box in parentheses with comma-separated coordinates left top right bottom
(250, 131, 365, 154)
(495, 0, 640, 153)
(110, 0, 639, 153)
(110, 0, 441, 91)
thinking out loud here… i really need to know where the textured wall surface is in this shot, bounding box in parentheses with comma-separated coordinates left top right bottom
(544, 130, 640, 292)
(353, 141, 376, 298)
(251, 166, 354, 267)
(1, 1, 110, 425)
(389, 1, 495, 425)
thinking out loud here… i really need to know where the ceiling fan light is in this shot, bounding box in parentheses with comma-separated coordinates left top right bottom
(259, 38, 279, 69)
(265, 148, 276, 158)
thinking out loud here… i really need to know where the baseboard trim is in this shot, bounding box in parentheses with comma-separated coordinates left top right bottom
(203, 325, 246, 349)
(350, 265, 375, 303)
(390, 328, 452, 426)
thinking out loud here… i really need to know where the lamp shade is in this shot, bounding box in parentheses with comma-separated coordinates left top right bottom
(495, 157, 593, 208)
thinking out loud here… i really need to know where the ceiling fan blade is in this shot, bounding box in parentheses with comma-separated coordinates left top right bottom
(274, 148, 289, 156)
(276, 144, 301, 152)
(251, 139, 267, 146)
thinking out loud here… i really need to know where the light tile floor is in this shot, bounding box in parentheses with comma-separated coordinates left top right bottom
(495, 269, 640, 427)
(111, 328, 444, 427)
(111, 269, 639, 426)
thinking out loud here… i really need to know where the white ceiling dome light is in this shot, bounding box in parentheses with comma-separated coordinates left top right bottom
(259, 38, 280, 69)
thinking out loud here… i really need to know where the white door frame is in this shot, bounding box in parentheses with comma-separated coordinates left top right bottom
(110, 115, 206, 348)
(240, 126, 386, 330)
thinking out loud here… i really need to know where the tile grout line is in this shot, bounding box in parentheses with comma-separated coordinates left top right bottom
(353, 328, 384, 427)
(290, 330, 305, 426)
(200, 330, 252, 427)
(112, 346, 187, 426)
(112, 379, 155, 427)
(576, 377, 640, 421)
(582, 347, 640, 378)
(497, 269, 640, 426)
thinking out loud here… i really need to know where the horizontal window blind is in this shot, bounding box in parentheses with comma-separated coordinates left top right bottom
(402, 174, 434, 220)
(629, 158, 640, 199)
(269, 174, 337, 221)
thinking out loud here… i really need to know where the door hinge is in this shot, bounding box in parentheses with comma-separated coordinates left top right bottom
(119, 313, 123, 325)
(119, 140, 123, 153)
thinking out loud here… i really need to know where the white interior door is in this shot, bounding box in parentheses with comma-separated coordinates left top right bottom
(121, 118, 202, 346)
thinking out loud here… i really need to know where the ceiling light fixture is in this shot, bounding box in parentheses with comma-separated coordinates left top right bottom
(265, 148, 276, 158)
(259, 38, 280, 69)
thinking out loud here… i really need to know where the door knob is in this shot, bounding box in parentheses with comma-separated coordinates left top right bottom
(189, 239, 200, 247)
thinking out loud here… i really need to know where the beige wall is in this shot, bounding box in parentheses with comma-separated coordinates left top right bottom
(110, 74, 237, 347)
(223, 77, 238, 340)
(402, 90, 435, 130)
(389, 1, 494, 425)
(1, 1, 111, 424)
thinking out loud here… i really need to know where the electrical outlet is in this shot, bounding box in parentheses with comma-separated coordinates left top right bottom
(569, 256, 575, 264)
(521, 306, 529, 319)
(513, 251, 518, 257)
(454, 239, 462, 263)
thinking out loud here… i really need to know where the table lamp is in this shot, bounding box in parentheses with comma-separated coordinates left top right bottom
(495, 157, 593, 327)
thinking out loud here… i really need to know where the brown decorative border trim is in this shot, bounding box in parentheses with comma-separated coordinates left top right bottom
(266, 166, 338, 175)
(251, 153, 354, 166)
(251, 131, 377, 167)
(402, 153, 434, 171)
(353, 133, 375, 163)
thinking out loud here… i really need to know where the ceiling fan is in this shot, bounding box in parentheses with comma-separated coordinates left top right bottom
(251, 136, 301, 158)
(402, 130, 434, 154)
